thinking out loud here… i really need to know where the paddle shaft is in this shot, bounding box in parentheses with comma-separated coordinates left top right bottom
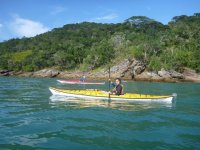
(109, 67, 111, 99)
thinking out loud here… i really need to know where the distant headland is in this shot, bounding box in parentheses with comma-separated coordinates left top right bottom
(0, 13, 200, 83)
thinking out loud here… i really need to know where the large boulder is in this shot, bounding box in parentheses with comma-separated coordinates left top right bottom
(128, 59, 146, 78)
(169, 70, 184, 79)
(101, 59, 146, 79)
(158, 68, 171, 78)
(182, 68, 200, 82)
(131, 64, 146, 75)
(33, 69, 60, 78)
(51, 70, 60, 77)
(121, 71, 133, 79)
(110, 59, 130, 74)
(135, 71, 163, 81)
(17, 72, 33, 77)
(0, 70, 11, 76)
(158, 68, 184, 80)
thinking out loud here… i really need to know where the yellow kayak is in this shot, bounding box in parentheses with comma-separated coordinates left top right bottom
(49, 87, 174, 103)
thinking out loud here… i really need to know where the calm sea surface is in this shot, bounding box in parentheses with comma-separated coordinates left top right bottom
(0, 77, 200, 149)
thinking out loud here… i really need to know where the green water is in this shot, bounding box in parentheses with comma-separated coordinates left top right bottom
(0, 77, 200, 149)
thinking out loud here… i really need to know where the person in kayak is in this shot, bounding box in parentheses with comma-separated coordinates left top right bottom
(80, 75, 86, 82)
(110, 78, 124, 95)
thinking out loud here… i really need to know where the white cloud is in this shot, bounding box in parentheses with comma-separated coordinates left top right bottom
(90, 13, 119, 23)
(0, 23, 3, 28)
(10, 15, 49, 37)
(95, 13, 118, 21)
(50, 6, 66, 15)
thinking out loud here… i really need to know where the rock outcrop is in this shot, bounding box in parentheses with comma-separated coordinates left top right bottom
(58, 71, 84, 79)
(0, 70, 10, 76)
(107, 60, 185, 82)
(135, 71, 163, 81)
(169, 70, 184, 79)
(33, 69, 60, 78)
(109, 59, 146, 79)
(110, 59, 131, 78)
(15, 72, 33, 77)
(158, 68, 171, 79)
(182, 68, 200, 82)
(158, 68, 184, 79)
(1, 59, 200, 83)
(0, 70, 13, 76)
(129, 60, 146, 77)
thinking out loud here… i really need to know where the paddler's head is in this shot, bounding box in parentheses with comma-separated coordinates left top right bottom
(115, 78, 121, 85)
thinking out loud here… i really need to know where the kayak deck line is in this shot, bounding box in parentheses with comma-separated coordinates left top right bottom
(49, 87, 174, 102)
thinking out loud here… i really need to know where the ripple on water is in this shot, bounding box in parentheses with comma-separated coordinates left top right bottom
(0, 77, 200, 149)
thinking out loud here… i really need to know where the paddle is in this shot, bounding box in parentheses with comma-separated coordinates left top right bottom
(108, 67, 111, 100)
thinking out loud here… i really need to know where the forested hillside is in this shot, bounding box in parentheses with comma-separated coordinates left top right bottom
(0, 13, 200, 72)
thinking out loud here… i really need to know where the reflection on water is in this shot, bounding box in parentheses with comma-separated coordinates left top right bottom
(49, 95, 175, 111)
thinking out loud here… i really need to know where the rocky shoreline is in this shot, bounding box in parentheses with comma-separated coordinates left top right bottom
(1, 59, 200, 83)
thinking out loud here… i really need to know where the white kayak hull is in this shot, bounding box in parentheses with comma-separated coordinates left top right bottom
(57, 80, 105, 85)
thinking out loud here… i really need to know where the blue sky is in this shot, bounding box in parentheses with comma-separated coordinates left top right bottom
(0, 0, 200, 42)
